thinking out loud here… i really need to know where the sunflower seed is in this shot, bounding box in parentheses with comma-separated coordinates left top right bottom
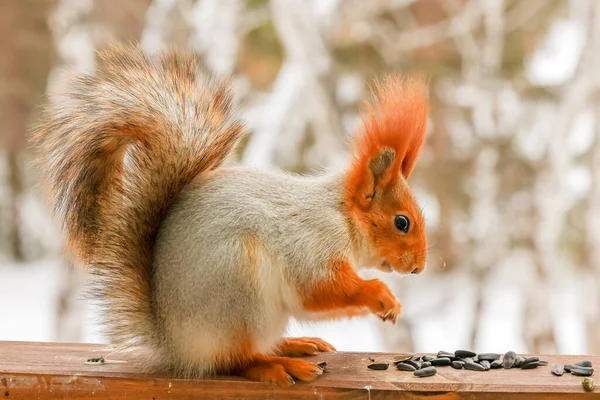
(538, 360, 548, 366)
(491, 359, 503, 369)
(480, 360, 491, 370)
(421, 361, 432, 368)
(392, 354, 412, 364)
(317, 361, 327, 371)
(455, 350, 477, 358)
(582, 378, 595, 392)
(464, 362, 486, 371)
(564, 365, 575, 373)
(368, 362, 389, 370)
(396, 362, 416, 371)
(521, 362, 540, 369)
(422, 356, 436, 362)
(576, 360, 593, 368)
(514, 356, 525, 367)
(522, 357, 539, 365)
(414, 366, 437, 377)
(431, 357, 451, 366)
(503, 351, 517, 369)
(571, 367, 594, 377)
(404, 360, 422, 370)
(551, 364, 564, 376)
(462, 357, 474, 364)
(409, 355, 421, 362)
(437, 351, 457, 360)
(451, 361, 464, 369)
(478, 353, 501, 361)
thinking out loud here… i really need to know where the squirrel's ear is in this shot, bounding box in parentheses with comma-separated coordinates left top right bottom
(347, 147, 398, 208)
(368, 148, 396, 188)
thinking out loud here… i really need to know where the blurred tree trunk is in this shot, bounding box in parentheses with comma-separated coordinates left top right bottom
(584, 2, 600, 354)
(585, 100, 600, 355)
(0, 0, 54, 261)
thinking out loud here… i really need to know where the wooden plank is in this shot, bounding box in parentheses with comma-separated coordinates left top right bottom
(0, 341, 598, 399)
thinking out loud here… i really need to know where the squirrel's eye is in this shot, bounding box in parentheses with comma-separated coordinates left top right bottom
(394, 215, 410, 233)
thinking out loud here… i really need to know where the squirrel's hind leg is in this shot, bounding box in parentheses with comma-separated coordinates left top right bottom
(274, 337, 336, 357)
(236, 355, 323, 386)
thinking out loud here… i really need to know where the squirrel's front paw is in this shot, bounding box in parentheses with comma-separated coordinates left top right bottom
(365, 280, 402, 324)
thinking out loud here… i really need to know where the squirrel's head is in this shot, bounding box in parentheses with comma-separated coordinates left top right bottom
(345, 75, 429, 275)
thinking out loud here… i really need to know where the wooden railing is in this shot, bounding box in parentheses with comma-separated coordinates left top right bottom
(0, 341, 597, 399)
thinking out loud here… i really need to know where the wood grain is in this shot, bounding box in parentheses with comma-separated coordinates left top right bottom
(0, 341, 598, 399)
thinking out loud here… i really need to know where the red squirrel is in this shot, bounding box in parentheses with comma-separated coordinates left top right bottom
(30, 44, 429, 385)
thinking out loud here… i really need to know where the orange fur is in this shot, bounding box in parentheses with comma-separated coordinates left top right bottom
(307, 307, 371, 321)
(210, 335, 322, 385)
(275, 337, 336, 356)
(344, 75, 429, 275)
(237, 356, 323, 386)
(301, 260, 402, 323)
(351, 75, 429, 185)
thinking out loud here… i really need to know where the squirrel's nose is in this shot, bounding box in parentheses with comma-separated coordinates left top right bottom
(411, 265, 424, 274)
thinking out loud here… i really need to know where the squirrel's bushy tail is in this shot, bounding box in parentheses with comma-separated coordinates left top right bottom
(30, 44, 245, 349)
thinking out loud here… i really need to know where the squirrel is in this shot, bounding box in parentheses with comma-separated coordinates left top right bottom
(30, 44, 429, 385)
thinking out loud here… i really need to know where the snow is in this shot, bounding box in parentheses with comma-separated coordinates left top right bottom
(0, 259, 62, 342)
(526, 19, 586, 87)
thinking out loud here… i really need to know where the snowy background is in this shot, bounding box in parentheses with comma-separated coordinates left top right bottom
(1, 0, 600, 356)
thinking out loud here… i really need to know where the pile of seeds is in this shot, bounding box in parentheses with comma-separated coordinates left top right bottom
(551, 361, 594, 377)
(366, 350, 594, 381)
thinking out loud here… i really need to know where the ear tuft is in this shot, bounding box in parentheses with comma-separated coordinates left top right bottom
(345, 75, 429, 209)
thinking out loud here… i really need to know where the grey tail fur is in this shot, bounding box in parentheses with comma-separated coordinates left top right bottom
(29, 44, 245, 350)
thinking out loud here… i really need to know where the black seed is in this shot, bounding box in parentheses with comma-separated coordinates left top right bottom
(571, 367, 594, 377)
(491, 360, 503, 369)
(480, 360, 491, 370)
(478, 353, 501, 361)
(451, 361, 464, 369)
(551, 364, 564, 376)
(462, 357, 474, 364)
(421, 361, 432, 368)
(392, 354, 412, 364)
(404, 360, 421, 370)
(317, 361, 327, 370)
(473, 356, 479, 363)
(368, 362, 389, 370)
(503, 351, 517, 369)
(396, 363, 416, 371)
(414, 366, 437, 377)
(521, 362, 540, 369)
(564, 364, 575, 373)
(464, 362, 486, 371)
(431, 357, 451, 366)
(422, 356, 436, 362)
(576, 360, 593, 368)
(582, 378, 595, 392)
(409, 355, 421, 362)
(522, 357, 539, 365)
(437, 352, 458, 361)
(514, 356, 525, 367)
(455, 350, 477, 358)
